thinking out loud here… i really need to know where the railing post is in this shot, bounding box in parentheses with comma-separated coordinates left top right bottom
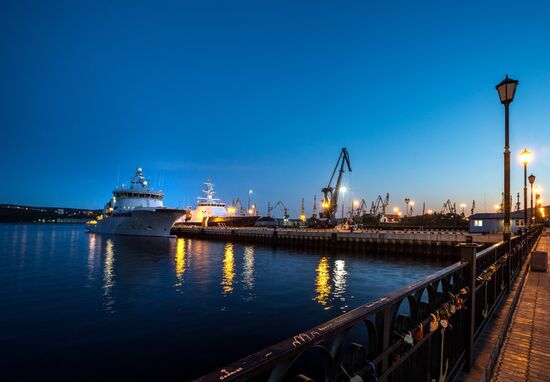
(457, 242, 481, 370)
(506, 238, 512, 292)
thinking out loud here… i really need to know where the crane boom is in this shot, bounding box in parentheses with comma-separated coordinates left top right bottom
(320, 148, 351, 224)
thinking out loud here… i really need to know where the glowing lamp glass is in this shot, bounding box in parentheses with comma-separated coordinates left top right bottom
(519, 149, 532, 165)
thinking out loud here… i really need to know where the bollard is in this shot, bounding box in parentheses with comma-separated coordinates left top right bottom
(457, 242, 481, 370)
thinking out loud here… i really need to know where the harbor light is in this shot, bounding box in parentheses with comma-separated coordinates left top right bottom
(248, 208, 253, 215)
(427, 209, 433, 215)
(353, 200, 360, 207)
(393, 207, 399, 213)
(340, 186, 347, 193)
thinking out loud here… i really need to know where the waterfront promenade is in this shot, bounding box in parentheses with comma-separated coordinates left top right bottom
(492, 229, 550, 381)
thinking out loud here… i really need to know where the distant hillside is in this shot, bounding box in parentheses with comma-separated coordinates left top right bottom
(0, 204, 101, 223)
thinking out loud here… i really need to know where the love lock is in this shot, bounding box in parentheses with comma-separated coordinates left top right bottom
(429, 313, 439, 332)
(393, 330, 414, 346)
(404, 331, 413, 346)
(412, 323, 424, 342)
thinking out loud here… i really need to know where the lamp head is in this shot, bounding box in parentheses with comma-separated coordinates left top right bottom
(519, 149, 532, 165)
(496, 75, 519, 104)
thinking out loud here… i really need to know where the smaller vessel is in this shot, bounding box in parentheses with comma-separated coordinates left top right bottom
(87, 168, 185, 237)
(176, 181, 260, 227)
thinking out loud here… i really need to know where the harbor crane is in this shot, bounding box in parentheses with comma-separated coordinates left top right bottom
(319, 148, 351, 226)
(441, 199, 456, 215)
(355, 198, 369, 217)
(370, 193, 390, 216)
(268, 201, 290, 221)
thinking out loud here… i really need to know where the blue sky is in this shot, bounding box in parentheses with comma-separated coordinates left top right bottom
(1, 1, 550, 216)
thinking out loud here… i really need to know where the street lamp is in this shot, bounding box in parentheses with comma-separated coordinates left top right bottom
(248, 189, 253, 211)
(496, 75, 519, 243)
(519, 149, 532, 228)
(528, 174, 536, 225)
(404, 198, 410, 217)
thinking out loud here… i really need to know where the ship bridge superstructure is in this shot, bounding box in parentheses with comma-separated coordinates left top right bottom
(111, 168, 164, 211)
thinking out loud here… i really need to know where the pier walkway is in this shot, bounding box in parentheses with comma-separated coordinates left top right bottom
(491, 229, 550, 382)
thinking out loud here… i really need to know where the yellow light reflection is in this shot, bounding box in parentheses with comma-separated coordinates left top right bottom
(175, 238, 186, 287)
(222, 243, 235, 295)
(314, 256, 332, 309)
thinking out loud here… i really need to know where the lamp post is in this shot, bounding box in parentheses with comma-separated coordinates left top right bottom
(528, 174, 535, 226)
(496, 75, 519, 242)
(519, 149, 532, 229)
(404, 198, 410, 217)
(535, 192, 542, 223)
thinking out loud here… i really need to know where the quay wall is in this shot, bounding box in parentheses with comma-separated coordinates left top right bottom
(172, 226, 501, 256)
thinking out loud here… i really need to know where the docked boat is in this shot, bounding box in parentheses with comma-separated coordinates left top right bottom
(86, 168, 185, 237)
(176, 181, 260, 227)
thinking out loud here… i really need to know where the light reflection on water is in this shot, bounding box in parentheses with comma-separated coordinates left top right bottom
(221, 242, 235, 295)
(103, 238, 116, 313)
(314, 256, 332, 308)
(174, 238, 186, 289)
(0, 224, 453, 381)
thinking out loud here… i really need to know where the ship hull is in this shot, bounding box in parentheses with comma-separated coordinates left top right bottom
(87, 208, 184, 237)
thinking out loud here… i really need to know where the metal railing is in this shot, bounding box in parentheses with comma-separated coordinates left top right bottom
(194, 226, 542, 382)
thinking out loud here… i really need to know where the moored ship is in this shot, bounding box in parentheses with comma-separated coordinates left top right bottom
(86, 168, 185, 237)
(176, 181, 260, 227)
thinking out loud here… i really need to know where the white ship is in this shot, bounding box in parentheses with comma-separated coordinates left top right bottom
(177, 181, 259, 227)
(87, 168, 185, 237)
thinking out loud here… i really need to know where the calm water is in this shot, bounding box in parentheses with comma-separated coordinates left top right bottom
(0, 224, 452, 381)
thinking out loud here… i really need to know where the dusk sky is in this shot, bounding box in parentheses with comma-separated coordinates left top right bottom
(1, 1, 550, 216)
